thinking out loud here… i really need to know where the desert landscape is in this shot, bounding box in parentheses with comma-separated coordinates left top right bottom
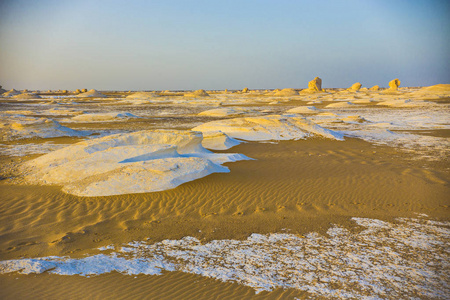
(0, 78, 449, 299)
(1, 1, 449, 299)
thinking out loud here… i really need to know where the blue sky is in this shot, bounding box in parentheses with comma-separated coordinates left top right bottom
(0, 0, 449, 90)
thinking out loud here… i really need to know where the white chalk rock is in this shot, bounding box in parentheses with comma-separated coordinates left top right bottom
(0, 116, 88, 141)
(22, 130, 248, 197)
(201, 131, 242, 150)
(192, 115, 343, 141)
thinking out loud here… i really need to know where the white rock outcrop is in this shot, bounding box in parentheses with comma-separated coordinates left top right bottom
(21, 130, 248, 197)
(192, 115, 343, 141)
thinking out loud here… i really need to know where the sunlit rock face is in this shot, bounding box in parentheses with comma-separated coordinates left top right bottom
(388, 78, 401, 90)
(348, 82, 362, 91)
(303, 76, 322, 92)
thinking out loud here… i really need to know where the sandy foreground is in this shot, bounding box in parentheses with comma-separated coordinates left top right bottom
(0, 85, 449, 299)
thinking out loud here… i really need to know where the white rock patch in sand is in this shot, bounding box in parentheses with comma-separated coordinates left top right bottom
(1, 217, 448, 299)
(192, 115, 344, 141)
(21, 130, 249, 197)
(0, 115, 89, 141)
(200, 131, 242, 150)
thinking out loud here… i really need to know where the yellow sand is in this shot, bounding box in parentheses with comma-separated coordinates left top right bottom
(0, 136, 448, 299)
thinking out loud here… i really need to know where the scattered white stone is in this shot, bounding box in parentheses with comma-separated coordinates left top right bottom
(1, 217, 448, 299)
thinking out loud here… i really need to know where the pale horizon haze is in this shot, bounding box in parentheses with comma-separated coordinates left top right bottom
(0, 0, 449, 90)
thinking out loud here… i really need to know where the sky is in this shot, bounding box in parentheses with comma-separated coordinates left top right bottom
(0, 0, 449, 90)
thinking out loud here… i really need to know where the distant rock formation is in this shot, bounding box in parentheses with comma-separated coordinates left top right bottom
(349, 82, 362, 91)
(75, 89, 81, 93)
(389, 79, 401, 90)
(2, 89, 21, 97)
(370, 85, 380, 91)
(303, 77, 322, 92)
(274, 88, 299, 96)
(126, 92, 160, 99)
(12, 93, 42, 99)
(81, 89, 88, 93)
(242, 87, 249, 93)
(419, 84, 450, 93)
(75, 89, 107, 98)
(184, 89, 210, 97)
